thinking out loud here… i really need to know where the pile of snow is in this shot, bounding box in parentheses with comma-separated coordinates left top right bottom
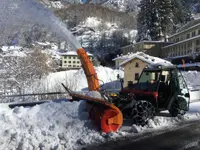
(120, 52, 173, 67)
(1, 46, 23, 52)
(2, 51, 27, 57)
(182, 71, 200, 90)
(57, 51, 93, 56)
(37, 66, 124, 93)
(0, 100, 200, 149)
(0, 101, 104, 149)
(84, 17, 102, 29)
(50, 1, 64, 9)
(1, 66, 200, 149)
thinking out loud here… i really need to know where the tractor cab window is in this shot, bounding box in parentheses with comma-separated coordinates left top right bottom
(137, 70, 161, 92)
(138, 70, 160, 84)
(177, 71, 190, 103)
(169, 69, 190, 111)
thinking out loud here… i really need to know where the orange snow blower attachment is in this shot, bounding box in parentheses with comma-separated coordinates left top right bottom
(62, 83, 123, 133)
(75, 48, 123, 132)
(77, 48, 100, 91)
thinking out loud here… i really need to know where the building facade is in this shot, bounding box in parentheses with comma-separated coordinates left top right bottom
(112, 55, 130, 69)
(162, 19, 200, 59)
(121, 41, 171, 57)
(122, 45, 135, 55)
(59, 51, 93, 69)
(119, 52, 172, 87)
(121, 58, 147, 87)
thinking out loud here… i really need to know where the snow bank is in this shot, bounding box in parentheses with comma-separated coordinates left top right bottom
(1, 101, 200, 149)
(0, 101, 105, 150)
(41, 66, 124, 92)
(1, 68, 200, 149)
(182, 71, 200, 90)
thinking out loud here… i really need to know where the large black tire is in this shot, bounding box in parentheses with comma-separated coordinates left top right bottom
(131, 100, 155, 126)
(169, 98, 187, 117)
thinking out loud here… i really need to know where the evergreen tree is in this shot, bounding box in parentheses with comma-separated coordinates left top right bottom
(136, 0, 163, 41)
(136, 0, 192, 42)
(171, 0, 193, 31)
(149, 0, 161, 41)
(156, 0, 173, 40)
(136, 0, 152, 42)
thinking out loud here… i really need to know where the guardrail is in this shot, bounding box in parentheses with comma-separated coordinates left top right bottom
(0, 92, 70, 103)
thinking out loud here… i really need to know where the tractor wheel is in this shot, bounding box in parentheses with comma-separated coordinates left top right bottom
(131, 100, 155, 126)
(169, 99, 186, 117)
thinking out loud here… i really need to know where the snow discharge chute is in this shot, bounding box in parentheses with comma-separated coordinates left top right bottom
(0, 0, 123, 133)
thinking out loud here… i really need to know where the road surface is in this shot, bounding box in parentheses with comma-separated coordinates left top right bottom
(85, 121, 200, 150)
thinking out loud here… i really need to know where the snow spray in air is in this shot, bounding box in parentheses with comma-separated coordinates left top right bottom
(0, 0, 82, 50)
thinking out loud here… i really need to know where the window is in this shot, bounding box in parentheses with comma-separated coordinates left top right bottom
(64, 61, 67, 63)
(198, 30, 200, 35)
(135, 62, 139, 68)
(186, 34, 190, 39)
(196, 40, 200, 46)
(68, 61, 71, 63)
(176, 38, 179, 42)
(187, 42, 192, 48)
(73, 61, 76, 63)
(192, 31, 196, 37)
(73, 56, 76, 59)
(135, 73, 139, 81)
(68, 65, 71, 67)
(69, 56, 71, 59)
(77, 61, 80, 64)
(64, 56, 67, 59)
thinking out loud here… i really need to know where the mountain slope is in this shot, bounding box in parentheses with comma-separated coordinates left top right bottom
(39, 0, 141, 13)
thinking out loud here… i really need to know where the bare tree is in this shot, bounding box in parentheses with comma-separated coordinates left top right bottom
(1, 46, 56, 95)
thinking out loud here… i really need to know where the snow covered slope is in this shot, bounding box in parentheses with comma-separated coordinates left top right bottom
(182, 71, 200, 90)
(42, 66, 124, 92)
(1, 98, 200, 149)
(40, 0, 140, 13)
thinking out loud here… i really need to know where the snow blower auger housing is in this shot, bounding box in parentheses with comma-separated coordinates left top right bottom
(108, 66, 190, 126)
(62, 83, 123, 133)
(71, 48, 123, 133)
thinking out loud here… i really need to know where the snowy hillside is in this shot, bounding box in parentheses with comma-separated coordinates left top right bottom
(182, 71, 200, 90)
(37, 66, 124, 93)
(39, 0, 140, 13)
(1, 93, 200, 149)
(71, 17, 137, 61)
(87, 0, 140, 13)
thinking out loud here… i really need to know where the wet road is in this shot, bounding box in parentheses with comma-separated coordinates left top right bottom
(85, 121, 200, 150)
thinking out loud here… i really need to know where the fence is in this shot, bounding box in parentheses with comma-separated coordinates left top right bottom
(0, 91, 70, 103)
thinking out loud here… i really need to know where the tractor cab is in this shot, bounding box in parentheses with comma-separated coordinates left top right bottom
(118, 66, 190, 123)
(136, 67, 190, 109)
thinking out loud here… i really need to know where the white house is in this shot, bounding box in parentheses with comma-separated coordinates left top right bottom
(58, 51, 93, 69)
(118, 52, 172, 86)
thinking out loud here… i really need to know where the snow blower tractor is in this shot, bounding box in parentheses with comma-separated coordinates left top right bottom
(107, 66, 190, 126)
(62, 47, 190, 133)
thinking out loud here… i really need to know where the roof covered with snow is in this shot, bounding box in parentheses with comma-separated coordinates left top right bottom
(112, 54, 130, 61)
(3, 51, 27, 57)
(36, 41, 51, 46)
(1, 46, 23, 52)
(120, 52, 173, 67)
(57, 51, 93, 56)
